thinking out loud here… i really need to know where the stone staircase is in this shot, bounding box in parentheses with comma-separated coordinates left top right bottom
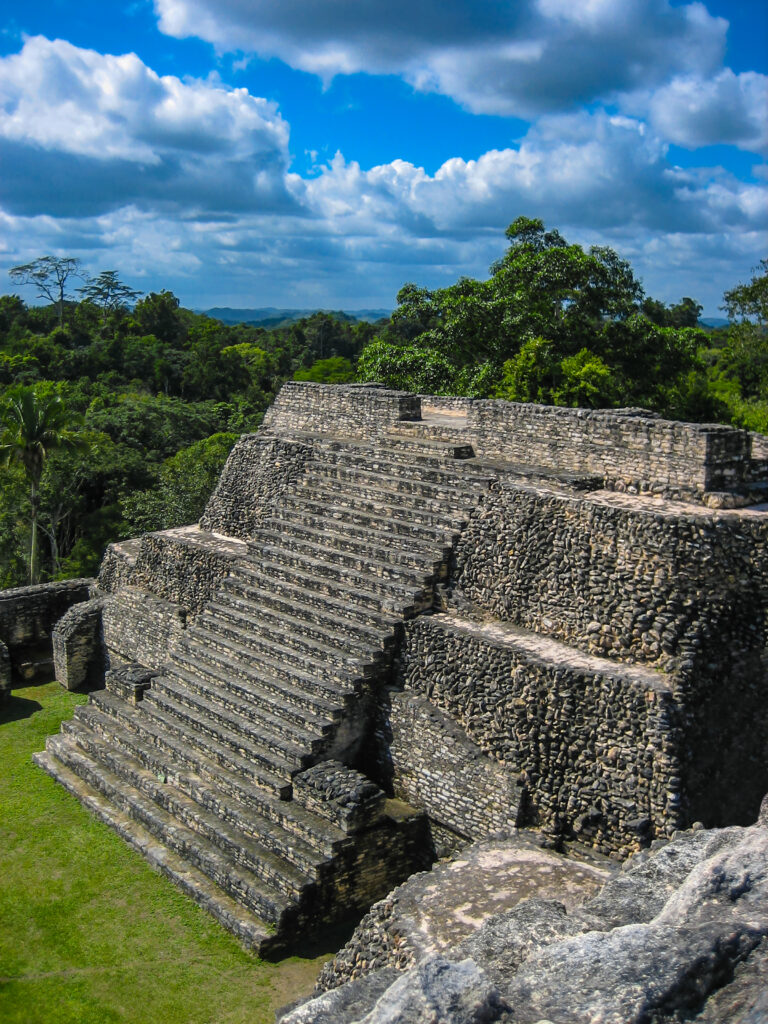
(36, 437, 493, 952)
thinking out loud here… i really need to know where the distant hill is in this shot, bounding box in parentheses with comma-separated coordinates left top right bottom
(699, 317, 730, 329)
(203, 306, 392, 328)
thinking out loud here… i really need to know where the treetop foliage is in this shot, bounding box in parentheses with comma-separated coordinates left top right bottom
(0, 224, 764, 588)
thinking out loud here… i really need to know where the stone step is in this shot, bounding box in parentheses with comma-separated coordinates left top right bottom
(230, 556, 415, 617)
(169, 643, 347, 723)
(387, 420, 474, 445)
(318, 446, 490, 486)
(244, 544, 428, 609)
(193, 611, 384, 680)
(219, 575, 399, 637)
(377, 435, 476, 461)
(150, 675, 326, 763)
(182, 625, 362, 701)
(294, 473, 476, 525)
(62, 704, 345, 855)
(46, 731, 311, 905)
(204, 594, 393, 661)
(302, 460, 486, 504)
(159, 663, 337, 744)
(250, 526, 436, 588)
(81, 693, 293, 798)
(56, 719, 333, 877)
(259, 515, 448, 572)
(269, 497, 453, 550)
(277, 491, 458, 545)
(141, 686, 307, 778)
(33, 749, 275, 953)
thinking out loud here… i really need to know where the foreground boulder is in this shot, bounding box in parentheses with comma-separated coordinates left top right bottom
(279, 802, 768, 1024)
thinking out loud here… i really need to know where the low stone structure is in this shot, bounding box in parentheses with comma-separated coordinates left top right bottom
(25, 382, 767, 953)
(0, 578, 93, 688)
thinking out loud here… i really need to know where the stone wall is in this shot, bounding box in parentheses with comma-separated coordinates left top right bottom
(452, 483, 768, 672)
(97, 539, 140, 593)
(200, 435, 315, 539)
(466, 400, 751, 498)
(289, 762, 434, 936)
(0, 640, 10, 700)
(130, 526, 245, 616)
(418, 396, 473, 415)
(0, 578, 94, 684)
(398, 614, 679, 856)
(386, 690, 522, 844)
(262, 381, 421, 438)
(53, 598, 107, 691)
(101, 588, 186, 669)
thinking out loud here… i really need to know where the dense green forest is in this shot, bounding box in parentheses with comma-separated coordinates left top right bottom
(1, 217, 765, 588)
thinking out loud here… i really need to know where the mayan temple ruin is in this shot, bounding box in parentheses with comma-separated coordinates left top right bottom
(3, 381, 767, 961)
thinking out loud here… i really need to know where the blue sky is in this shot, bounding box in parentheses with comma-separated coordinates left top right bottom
(0, 1, 765, 316)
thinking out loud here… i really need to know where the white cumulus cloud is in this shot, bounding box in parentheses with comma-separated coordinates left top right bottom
(640, 70, 768, 153)
(0, 36, 293, 216)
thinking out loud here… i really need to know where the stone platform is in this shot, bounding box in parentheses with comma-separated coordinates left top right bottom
(30, 382, 768, 950)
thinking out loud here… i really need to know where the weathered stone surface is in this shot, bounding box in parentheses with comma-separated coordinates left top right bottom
(100, 588, 186, 669)
(292, 816, 768, 1024)
(315, 833, 613, 993)
(53, 597, 106, 691)
(396, 613, 680, 854)
(449, 483, 768, 839)
(262, 382, 420, 441)
(97, 538, 140, 593)
(284, 959, 506, 1024)
(27, 383, 768, 969)
(466, 398, 753, 498)
(130, 526, 245, 616)
(201, 435, 315, 539)
(277, 969, 402, 1024)
(387, 689, 523, 844)
(104, 662, 159, 703)
(292, 761, 386, 834)
(694, 937, 768, 1024)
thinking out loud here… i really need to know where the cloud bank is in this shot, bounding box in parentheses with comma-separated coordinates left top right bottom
(0, 25, 765, 313)
(153, 0, 729, 118)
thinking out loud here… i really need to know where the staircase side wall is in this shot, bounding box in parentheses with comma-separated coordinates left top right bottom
(397, 615, 678, 858)
(387, 689, 521, 844)
(200, 434, 315, 539)
(101, 590, 186, 669)
(130, 529, 243, 617)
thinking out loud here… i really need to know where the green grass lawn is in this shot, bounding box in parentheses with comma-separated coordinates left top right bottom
(0, 682, 333, 1024)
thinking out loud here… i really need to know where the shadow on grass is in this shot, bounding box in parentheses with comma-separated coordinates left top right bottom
(0, 694, 43, 725)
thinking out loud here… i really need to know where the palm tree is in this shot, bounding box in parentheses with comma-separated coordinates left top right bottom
(0, 387, 89, 584)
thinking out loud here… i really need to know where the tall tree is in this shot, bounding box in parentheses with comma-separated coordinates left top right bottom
(9, 257, 82, 328)
(78, 271, 142, 328)
(0, 387, 89, 583)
